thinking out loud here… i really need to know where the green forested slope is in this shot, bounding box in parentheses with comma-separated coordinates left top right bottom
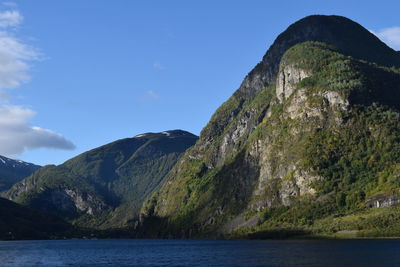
(5, 130, 197, 229)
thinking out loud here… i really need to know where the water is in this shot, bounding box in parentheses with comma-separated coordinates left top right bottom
(0, 239, 399, 266)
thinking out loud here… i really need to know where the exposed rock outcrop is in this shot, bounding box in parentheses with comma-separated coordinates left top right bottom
(276, 64, 311, 102)
(366, 194, 400, 208)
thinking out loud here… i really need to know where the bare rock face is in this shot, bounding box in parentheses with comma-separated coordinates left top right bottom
(276, 64, 311, 102)
(217, 108, 261, 166)
(29, 188, 110, 217)
(244, 62, 347, 212)
(251, 148, 321, 211)
(322, 91, 349, 109)
(285, 89, 349, 121)
(63, 189, 109, 215)
(366, 194, 400, 208)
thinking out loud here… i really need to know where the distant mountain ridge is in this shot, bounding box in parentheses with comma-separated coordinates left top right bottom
(5, 130, 198, 229)
(0, 155, 40, 192)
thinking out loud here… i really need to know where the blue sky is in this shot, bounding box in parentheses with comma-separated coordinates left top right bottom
(0, 0, 399, 166)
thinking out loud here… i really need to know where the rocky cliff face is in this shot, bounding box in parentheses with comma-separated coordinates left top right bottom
(182, 15, 400, 175)
(366, 195, 400, 208)
(276, 60, 312, 102)
(139, 16, 400, 238)
(29, 188, 109, 217)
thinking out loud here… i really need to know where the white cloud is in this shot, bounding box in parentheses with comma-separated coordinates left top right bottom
(0, 9, 39, 91)
(372, 27, 400, 50)
(0, 31, 39, 89)
(0, 10, 21, 28)
(0, 6, 75, 157)
(0, 105, 75, 156)
(140, 90, 160, 103)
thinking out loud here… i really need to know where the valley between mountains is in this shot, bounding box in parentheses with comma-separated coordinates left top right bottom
(2, 15, 400, 239)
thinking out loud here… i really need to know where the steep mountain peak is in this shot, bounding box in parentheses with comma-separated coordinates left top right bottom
(199, 15, 400, 159)
(239, 14, 400, 98)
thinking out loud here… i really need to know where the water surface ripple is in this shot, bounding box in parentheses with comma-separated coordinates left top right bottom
(0, 239, 399, 266)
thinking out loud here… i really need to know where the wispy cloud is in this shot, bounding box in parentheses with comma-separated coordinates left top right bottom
(371, 27, 400, 50)
(153, 61, 165, 70)
(0, 105, 75, 156)
(0, 9, 39, 90)
(0, 9, 21, 28)
(140, 90, 160, 103)
(0, 31, 40, 89)
(2, 2, 17, 8)
(0, 5, 75, 157)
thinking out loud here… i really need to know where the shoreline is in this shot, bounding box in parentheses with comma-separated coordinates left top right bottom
(3, 233, 400, 242)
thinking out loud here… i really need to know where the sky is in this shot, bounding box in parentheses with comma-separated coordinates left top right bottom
(0, 0, 399, 166)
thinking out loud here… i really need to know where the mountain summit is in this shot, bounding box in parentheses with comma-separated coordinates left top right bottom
(139, 15, 400, 238)
(240, 15, 400, 98)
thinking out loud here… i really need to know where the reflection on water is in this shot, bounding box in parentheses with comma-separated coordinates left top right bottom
(0, 239, 399, 266)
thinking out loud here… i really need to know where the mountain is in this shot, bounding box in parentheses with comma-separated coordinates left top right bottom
(139, 15, 400, 239)
(0, 197, 73, 240)
(5, 130, 198, 229)
(0, 155, 40, 192)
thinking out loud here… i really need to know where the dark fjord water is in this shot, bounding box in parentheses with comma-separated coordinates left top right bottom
(0, 239, 399, 266)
